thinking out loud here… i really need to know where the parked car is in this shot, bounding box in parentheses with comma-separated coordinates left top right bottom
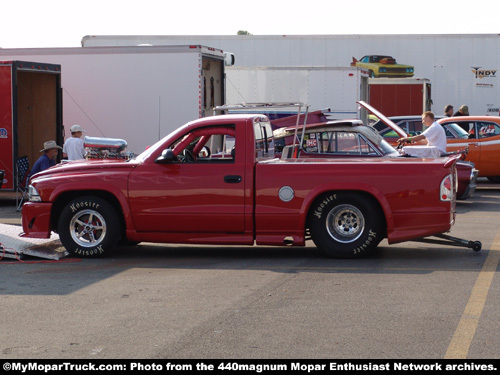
(372, 114, 498, 183)
(438, 116, 500, 182)
(274, 119, 400, 158)
(273, 110, 477, 200)
(350, 55, 414, 78)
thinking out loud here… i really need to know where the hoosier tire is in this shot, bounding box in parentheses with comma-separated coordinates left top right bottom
(58, 196, 120, 258)
(308, 192, 385, 258)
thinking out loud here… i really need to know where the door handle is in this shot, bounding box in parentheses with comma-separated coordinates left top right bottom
(224, 175, 242, 184)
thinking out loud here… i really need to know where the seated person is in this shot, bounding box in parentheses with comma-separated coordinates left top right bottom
(29, 140, 62, 179)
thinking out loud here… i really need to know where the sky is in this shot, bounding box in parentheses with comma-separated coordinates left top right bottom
(1, 0, 499, 48)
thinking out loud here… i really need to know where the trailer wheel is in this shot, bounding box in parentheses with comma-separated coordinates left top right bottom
(308, 192, 385, 258)
(58, 196, 120, 258)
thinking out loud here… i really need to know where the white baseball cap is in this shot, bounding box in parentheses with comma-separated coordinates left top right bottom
(70, 124, 86, 133)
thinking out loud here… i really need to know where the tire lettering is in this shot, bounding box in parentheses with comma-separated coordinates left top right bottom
(313, 194, 337, 219)
(73, 245, 105, 257)
(353, 230, 377, 255)
(70, 201, 100, 213)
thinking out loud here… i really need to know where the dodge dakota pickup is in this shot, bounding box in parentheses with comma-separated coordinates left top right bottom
(22, 114, 459, 258)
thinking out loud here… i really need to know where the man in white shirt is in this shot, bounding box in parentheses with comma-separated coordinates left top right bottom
(398, 111, 447, 154)
(63, 124, 87, 160)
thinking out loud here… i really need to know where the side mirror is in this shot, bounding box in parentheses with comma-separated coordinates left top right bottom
(155, 149, 175, 164)
(224, 52, 235, 66)
(198, 146, 211, 158)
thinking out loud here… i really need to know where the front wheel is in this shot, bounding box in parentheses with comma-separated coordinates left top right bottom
(58, 196, 120, 257)
(308, 192, 385, 258)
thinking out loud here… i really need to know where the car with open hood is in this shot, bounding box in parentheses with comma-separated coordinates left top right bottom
(274, 102, 477, 200)
(371, 112, 498, 183)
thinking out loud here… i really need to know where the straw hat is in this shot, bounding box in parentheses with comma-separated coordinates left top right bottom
(40, 140, 62, 152)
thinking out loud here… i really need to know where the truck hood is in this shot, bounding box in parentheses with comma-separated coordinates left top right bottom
(30, 159, 137, 181)
(357, 100, 408, 137)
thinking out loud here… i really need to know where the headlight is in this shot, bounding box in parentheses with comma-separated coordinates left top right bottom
(407, 67, 414, 73)
(28, 185, 41, 202)
(379, 67, 387, 73)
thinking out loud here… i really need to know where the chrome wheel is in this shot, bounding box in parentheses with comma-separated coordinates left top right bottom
(326, 204, 365, 243)
(309, 193, 384, 258)
(69, 209, 107, 248)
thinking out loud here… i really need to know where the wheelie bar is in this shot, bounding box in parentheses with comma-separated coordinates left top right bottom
(414, 233, 482, 252)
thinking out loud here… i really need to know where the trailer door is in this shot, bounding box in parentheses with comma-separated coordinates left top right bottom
(201, 56, 224, 117)
(0, 64, 14, 190)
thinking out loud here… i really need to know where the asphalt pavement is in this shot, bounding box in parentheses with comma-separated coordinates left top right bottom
(0, 192, 22, 226)
(1, 181, 499, 359)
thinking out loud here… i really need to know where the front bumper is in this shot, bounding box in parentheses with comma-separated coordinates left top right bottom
(20, 202, 53, 238)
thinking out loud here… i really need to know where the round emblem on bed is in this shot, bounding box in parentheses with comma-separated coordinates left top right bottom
(279, 186, 295, 202)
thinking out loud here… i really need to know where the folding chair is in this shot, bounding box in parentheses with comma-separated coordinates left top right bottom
(15, 156, 30, 211)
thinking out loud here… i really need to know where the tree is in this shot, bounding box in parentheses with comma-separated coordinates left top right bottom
(237, 30, 252, 35)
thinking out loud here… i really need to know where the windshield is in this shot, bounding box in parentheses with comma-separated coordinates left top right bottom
(132, 122, 194, 163)
(379, 139, 400, 157)
(133, 137, 168, 163)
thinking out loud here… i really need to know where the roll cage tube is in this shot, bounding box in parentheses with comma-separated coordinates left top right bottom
(172, 126, 236, 157)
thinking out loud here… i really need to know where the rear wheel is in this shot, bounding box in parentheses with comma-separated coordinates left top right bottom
(58, 196, 120, 257)
(308, 192, 385, 258)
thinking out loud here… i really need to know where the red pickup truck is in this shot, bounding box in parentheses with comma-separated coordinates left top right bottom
(22, 114, 458, 258)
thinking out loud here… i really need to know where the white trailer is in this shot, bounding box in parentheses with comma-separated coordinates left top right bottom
(0, 45, 228, 154)
(225, 66, 369, 121)
(81, 34, 500, 117)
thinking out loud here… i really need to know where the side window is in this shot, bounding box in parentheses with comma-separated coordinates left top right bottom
(395, 121, 409, 134)
(477, 122, 500, 138)
(443, 122, 471, 139)
(443, 126, 456, 138)
(408, 120, 424, 135)
(337, 132, 360, 153)
(254, 122, 275, 159)
(455, 121, 475, 135)
(170, 125, 236, 163)
(359, 137, 378, 155)
(301, 131, 378, 155)
(302, 133, 318, 153)
(204, 134, 235, 160)
(318, 132, 333, 153)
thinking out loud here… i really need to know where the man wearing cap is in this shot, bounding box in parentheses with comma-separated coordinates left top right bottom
(453, 105, 469, 116)
(29, 140, 62, 179)
(63, 124, 87, 161)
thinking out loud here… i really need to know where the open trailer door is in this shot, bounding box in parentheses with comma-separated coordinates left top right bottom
(0, 61, 62, 191)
